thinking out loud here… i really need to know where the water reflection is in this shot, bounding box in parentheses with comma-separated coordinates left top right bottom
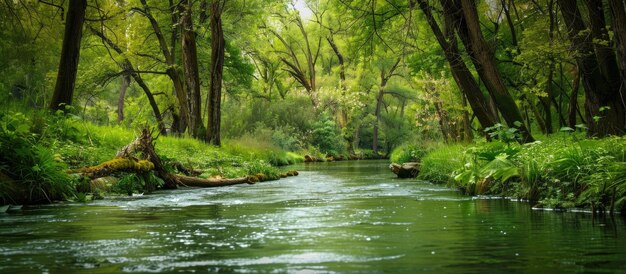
(1, 160, 625, 273)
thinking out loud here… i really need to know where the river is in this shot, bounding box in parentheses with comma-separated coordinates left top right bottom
(1, 160, 625, 273)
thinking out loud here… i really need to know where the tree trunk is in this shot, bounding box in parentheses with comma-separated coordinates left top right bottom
(456, 0, 535, 143)
(608, 0, 626, 98)
(327, 34, 354, 154)
(117, 74, 130, 123)
(206, 0, 225, 146)
(540, 65, 555, 134)
(373, 85, 384, 155)
(327, 35, 349, 128)
(139, 0, 189, 134)
(181, 0, 204, 138)
(373, 59, 400, 155)
(49, 0, 86, 112)
(417, 0, 497, 131)
(558, 0, 625, 136)
(568, 66, 581, 128)
(461, 94, 473, 142)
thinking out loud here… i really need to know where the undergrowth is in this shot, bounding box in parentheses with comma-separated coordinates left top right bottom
(413, 129, 626, 212)
(0, 110, 299, 204)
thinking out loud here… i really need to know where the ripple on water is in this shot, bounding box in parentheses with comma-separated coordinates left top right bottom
(121, 252, 405, 273)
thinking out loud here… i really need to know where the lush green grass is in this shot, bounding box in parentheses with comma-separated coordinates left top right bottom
(412, 133, 626, 212)
(417, 144, 466, 185)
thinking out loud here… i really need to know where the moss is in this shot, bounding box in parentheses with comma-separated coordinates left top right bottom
(70, 158, 154, 174)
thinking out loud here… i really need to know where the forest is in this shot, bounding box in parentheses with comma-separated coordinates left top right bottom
(1, 0, 626, 212)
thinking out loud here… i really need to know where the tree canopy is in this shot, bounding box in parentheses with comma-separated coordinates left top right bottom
(1, 0, 625, 155)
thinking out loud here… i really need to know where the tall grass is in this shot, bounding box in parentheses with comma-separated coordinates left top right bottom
(417, 144, 466, 184)
(416, 134, 626, 211)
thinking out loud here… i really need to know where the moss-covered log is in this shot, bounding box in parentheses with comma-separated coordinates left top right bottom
(70, 129, 299, 190)
(68, 158, 154, 178)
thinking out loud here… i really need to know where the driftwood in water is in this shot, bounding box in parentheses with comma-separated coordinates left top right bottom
(389, 162, 420, 178)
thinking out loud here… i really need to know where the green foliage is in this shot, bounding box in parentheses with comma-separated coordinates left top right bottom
(418, 144, 466, 184)
(484, 123, 522, 146)
(111, 172, 163, 196)
(0, 112, 75, 204)
(417, 135, 626, 211)
(390, 144, 430, 163)
(311, 113, 345, 156)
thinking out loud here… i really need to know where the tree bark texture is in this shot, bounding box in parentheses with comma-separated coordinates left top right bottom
(49, 0, 86, 112)
(454, 0, 535, 143)
(206, 0, 225, 146)
(568, 66, 581, 128)
(417, 0, 497, 131)
(558, 0, 625, 136)
(608, 0, 626, 97)
(181, 0, 205, 138)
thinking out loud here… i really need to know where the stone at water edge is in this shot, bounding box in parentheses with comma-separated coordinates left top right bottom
(389, 162, 420, 178)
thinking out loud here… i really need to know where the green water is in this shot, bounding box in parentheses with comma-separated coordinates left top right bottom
(1, 160, 625, 273)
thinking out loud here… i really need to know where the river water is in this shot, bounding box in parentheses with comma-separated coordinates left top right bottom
(1, 160, 625, 273)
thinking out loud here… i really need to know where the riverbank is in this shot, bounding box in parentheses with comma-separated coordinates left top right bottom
(3, 160, 626, 273)
(0, 111, 303, 205)
(394, 134, 626, 213)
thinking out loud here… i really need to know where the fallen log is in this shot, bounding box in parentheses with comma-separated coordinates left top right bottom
(68, 158, 154, 178)
(70, 128, 298, 190)
(176, 175, 257, 187)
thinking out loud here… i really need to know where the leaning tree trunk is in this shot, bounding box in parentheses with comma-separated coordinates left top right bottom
(609, 0, 626, 89)
(558, 0, 625, 136)
(327, 34, 355, 155)
(455, 0, 535, 143)
(418, 0, 497, 132)
(206, 0, 225, 146)
(49, 0, 87, 112)
(181, 0, 205, 139)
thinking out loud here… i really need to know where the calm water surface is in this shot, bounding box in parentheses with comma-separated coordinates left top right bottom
(1, 160, 625, 273)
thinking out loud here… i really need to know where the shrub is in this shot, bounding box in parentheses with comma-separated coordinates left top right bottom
(390, 144, 431, 163)
(311, 113, 345, 156)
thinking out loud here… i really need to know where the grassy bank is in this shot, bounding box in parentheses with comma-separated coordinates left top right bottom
(0, 111, 302, 205)
(394, 134, 626, 213)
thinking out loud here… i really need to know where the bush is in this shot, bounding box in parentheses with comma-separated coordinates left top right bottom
(311, 113, 345, 156)
(390, 144, 431, 163)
